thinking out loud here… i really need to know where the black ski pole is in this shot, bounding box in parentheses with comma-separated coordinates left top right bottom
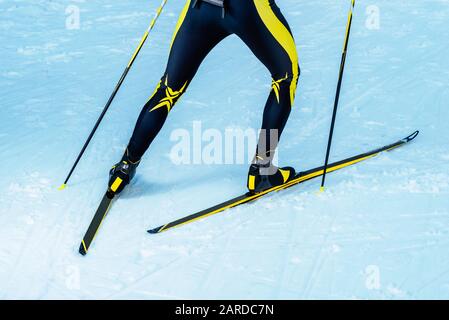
(320, 0, 355, 192)
(59, 0, 168, 190)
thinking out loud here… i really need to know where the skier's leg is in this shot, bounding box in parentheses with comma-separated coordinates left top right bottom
(232, 0, 300, 192)
(234, 0, 300, 163)
(109, 2, 230, 193)
(127, 3, 230, 162)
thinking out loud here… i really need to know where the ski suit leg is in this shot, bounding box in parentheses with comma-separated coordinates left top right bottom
(126, 1, 230, 162)
(232, 0, 300, 162)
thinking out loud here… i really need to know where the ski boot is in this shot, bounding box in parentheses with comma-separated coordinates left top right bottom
(108, 151, 140, 195)
(247, 161, 296, 194)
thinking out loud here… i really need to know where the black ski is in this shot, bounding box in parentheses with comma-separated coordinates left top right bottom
(79, 191, 115, 255)
(148, 131, 419, 234)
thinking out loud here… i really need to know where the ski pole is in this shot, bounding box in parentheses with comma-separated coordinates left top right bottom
(59, 0, 169, 190)
(320, 0, 355, 192)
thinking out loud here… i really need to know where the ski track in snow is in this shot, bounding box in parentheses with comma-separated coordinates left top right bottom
(1, 0, 449, 299)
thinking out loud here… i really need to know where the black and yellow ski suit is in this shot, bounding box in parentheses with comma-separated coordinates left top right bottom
(126, 0, 300, 163)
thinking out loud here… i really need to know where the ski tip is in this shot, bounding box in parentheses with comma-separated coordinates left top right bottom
(405, 130, 419, 142)
(148, 227, 162, 234)
(79, 241, 88, 256)
(58, 184, 67, 191)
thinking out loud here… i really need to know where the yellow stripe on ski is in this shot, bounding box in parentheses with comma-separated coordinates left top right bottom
(156, 152, 380, 233)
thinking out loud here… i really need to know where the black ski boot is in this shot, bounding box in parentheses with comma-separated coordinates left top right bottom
(108, 151, 140, 195)
(247, 161, 296, 194)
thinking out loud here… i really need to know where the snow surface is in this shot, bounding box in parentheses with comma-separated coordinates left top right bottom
(1, 0, 448, 299)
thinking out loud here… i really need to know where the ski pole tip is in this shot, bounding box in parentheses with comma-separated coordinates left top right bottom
(319, 186, 326, 193)
(58, 184, 67, 191)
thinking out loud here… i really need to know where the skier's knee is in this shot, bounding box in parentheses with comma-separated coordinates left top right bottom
(271, 65, 300, 106)
(274, 64, 300, 86)
(148, 75, 189, 113)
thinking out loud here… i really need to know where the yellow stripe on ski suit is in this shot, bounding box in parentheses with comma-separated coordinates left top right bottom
(170, 0, 192, 50)
(253, 0, 299, 107)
